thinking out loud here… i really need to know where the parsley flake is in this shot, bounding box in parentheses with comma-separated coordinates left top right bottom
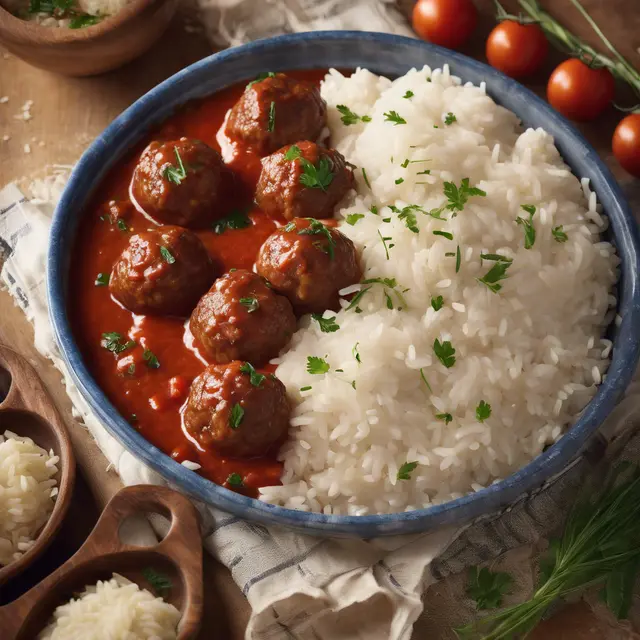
(476, 400, 492, 422)
(467, 566, 513, 610)
(434, 338, 456, 368)
(229, 404, 245, 429)
(477, 260, 512, 294)
(159, 246, 175, 264)
(117, 219, 129, 232)
(395, 178, 404, 185)
(553, 225, 568, 243)
(297, 155, 334, 192)
(431, 295, 444, 311)
(403, 90, 414, 99)
(143, 348, 160, 369)
(433, 230, 453, 240)
(378, 231, 392, 260)
(300, 386, 312, 392)
(298, 219, 336, 259)
(307, 356, 330, 375)
(455, 245, 461, 273)
(353, 342, 361, 364)
(444, 112, 457, 125)
(69, 13, 101, 28)
(336, 104, 371, 125)
(239, 297, 259, 313)
(400, 158, 410, 168)
(213, 209, 251, 234)
(436, 413, 453, 424)
(142, 568, 172, 597)
(246, 71, 275, 90)
(101, 332, 135, 355)
(397, 461, 418, 481)
(420, 368, 432, 392)
(362, 167, 371, 189)
(312, 314, 340, 333)
(95, 272, 109, 286)
(443, 178, 486, 216)
(163, 147, 187, 185)
(227, 472, 243, 486)
(517, 205, 536, 249)
(383, 111, 407, 125)
(267, 101, 276, 132)
(239, 362, 266, 387)
(346, 213, 365, 226)
(480, 253, 512, 263)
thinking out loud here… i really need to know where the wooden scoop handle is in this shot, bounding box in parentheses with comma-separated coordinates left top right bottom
(0, 485, 203, 639)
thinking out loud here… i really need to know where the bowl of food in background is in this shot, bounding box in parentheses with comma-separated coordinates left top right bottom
(0, 0, 178, 76)
(48, 31, 640, 537)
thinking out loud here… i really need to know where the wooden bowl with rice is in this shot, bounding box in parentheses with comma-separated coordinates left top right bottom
(0, 0, 178, 76)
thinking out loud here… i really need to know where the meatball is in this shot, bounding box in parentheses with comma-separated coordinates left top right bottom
(110, 226, 216, 316)
(131, 137, 224, 228)
(189, 269, 296, 365)
(226, 73, 326, 156)
(256, 141, 354, 220)
(256, 218, 361, 314)
(183, 361, 290, 458)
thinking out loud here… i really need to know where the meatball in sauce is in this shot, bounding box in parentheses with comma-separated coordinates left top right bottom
(110, 226, 216, 316)
(256, 141, 354, 220)
(189, 269, 296, 365)
(226, 73, 327, 156)
(183, 361, 291, 458)
(131, 137, 225, 228)
(256, 218, 361, 314)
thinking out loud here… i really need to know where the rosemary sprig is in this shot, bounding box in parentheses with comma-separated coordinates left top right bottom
(455, 464, 640, 639)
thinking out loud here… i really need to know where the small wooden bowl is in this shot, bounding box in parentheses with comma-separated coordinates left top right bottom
(0, 346, 76, 588)
(0, 484, 203, 639)
(0, 0, 178, 76)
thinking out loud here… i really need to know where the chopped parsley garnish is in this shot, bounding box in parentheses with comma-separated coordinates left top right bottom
(95, 272, 109, 286)
(284, 145, 302, 161)
(467, 566, 513, 610)
(306, 356, 330, 375)
(383, 110, 407, 125)
(312, 314, 340, 333)
(100, 332, 135, 354)
(345, 286, 372, 311)
(353, 343, 361, 364)
(229, 404, 245, 429)
(355, 277, 408, 311)
(29, 0, 71, 14)
(163, 147, 187, 185)
(267, 101, 276, 132)
(476, 400, 492, 422)
(378, 231, 392, 260)
(433, 230, 453, 240)
(397, 208, 419, 233)
(431, 295, 444, 311)
(445, 252, 455, 257)
(283, 221, 297, 232)
(420, 368, 432, 392)
(336, 104, 372, 125)
(346, 213, 365, 226)
(351, 380, 357, 390)
(142, 568, 172, 597)
(443, 178, 486, 216)
(239, 297, 259, 313)
(300, 386, 312, 392)
(416, 169, 431, 175)
(477, 260, 512, 294)
(298, 219, 336, 259)
(397, 461, 418, 481)
(117, 219, 129, 232)
(212, 209, 251, 234)
(143, 348, 160, 369)
(370, 205, 379, 215)
(480, 253, 512, 263)
(455, 245, 461, 273)
(246, 71, 275, 89)
(516, 205, 536, 249)
(227, 472, 243, 486)
(436, 413, 453, 424)
(239, 362, 266, 387)
(444, 112, 457, 125)
(395, 178, 404, 185)
(127, 363, 136, 376)
(69, 13, 101, 28)
(553, 225, 568, 243)
(400, 159, 410, 168)
(159, 246, 175, 264)
(362, 167, 371, 189)
(434, 338, 456, 368)
(285, 146, 334, 192)
(403, 90, 414, 99)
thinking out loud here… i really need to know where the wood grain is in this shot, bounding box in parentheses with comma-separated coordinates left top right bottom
(0, 346, 76, 589)
(0, 485, 203, 639)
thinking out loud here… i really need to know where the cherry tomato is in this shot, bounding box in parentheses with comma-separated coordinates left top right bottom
(612, 114, 640, 178)
(547, 59, 615, 122)
(486, 21, 548, 78)
(412, 0, 477, 50)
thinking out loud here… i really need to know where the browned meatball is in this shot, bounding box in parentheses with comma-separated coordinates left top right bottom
(110, 226, 216, 316)
(131, 137, 224, 228)
(189, 269, 296, 365)
(256, 141, 354, 221)
(226, 73, 326, 156)
(183, 361, 290, 458)
(255, 218, 361, 314)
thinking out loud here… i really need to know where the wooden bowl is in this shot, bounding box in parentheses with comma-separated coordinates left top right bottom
(0, 485, 203, 639)
(0, 0, 178, 76)
(0, 346, 76, 587)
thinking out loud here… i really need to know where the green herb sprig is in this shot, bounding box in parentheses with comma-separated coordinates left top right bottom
(163, 147, 187, 185)
(336, 105, 372, 125)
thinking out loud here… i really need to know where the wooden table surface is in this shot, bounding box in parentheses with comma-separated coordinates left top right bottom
(0, 1, 639, 637)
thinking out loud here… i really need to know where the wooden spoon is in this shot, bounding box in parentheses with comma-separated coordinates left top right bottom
(0, 484, 203, 639)
(0, 346, 76, 588)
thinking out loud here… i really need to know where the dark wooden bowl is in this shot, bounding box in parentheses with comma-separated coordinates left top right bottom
(0, 346, 76, 588)
(0, 0, 178, 76)
(0, 484, 203, 639)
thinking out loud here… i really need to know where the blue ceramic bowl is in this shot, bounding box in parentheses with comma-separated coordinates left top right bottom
(48, 31, 640, 537)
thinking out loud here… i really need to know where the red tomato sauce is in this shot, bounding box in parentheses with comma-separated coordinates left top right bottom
(69, 70, 328, 496)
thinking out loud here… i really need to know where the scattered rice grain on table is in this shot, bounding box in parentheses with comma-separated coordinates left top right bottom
(260, 65, 619, 516)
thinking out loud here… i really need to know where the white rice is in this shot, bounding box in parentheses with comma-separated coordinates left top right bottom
(0, 430, 59, 566)
(259, 66, 619, 516)
(39, 573, 181, 639)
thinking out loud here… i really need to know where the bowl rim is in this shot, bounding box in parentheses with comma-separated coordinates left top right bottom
(0, 0, 157, 45)
(47, 30, 640, 537)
